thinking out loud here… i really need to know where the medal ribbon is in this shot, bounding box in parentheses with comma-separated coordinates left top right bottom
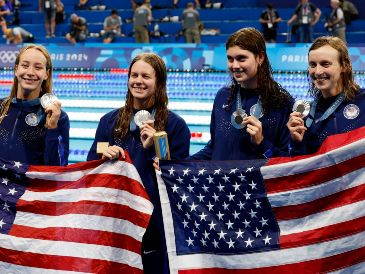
(236, 88, 262, 118)
(305, 92, 345, 128)
(11, 98, 45, 125)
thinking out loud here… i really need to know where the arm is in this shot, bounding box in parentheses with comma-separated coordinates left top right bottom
(44, 110, 70, 166)
(168, 116, 191, 159)
(312, 7, 321, 25)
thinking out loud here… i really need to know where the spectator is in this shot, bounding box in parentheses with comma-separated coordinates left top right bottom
(4, 26, 34, 44)
(287, 0, 321, 43)
(39, 0, 59, 38)
(101, 9, 124, 44)
(55, 0, 65, 24)
(340, 0, 358, 25)
(66, 13, 88, 44)
(133, 0, 152, 43)
(325, 0, 346, 42)
(174, 0, 211, 9)
(259, 3, 282, 43)
(182, 2, 201, 44)
(0, 0, 11, 23)
(76, 0, 88, 10)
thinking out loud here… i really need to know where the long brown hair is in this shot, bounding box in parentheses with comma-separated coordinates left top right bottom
(114, 52, 169, 138)
(308, 36, 359, 100)
(0, 44, 53, 123)
(225, 28, 291, 114)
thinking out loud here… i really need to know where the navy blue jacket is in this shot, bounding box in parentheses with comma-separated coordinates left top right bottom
(191, 86, 293, 160)
(291, 89, 365, 155)
(0, 98, 69, 166)
(87, 108, 190, 273)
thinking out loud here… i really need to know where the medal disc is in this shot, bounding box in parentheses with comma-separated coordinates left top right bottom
(41, 93, 58, 109)
(292, 100, 310, 118)
(231, 109, 247, 129)
(134, 110, 154, 127)
(25, 113, 39, 126)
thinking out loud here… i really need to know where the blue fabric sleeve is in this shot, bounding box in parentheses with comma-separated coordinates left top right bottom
(44, 110, 70, 166)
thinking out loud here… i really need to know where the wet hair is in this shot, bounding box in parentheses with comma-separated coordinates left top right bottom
(308, 36, 359, 100)
(0, 44, 53, 123)
(114, 52, 169, 138)
(225, 27, 292, 114)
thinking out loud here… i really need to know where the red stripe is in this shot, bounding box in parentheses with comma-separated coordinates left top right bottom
(178, 245, 365, 274)
(27, 173, 150, 201)
(0, 247, 142, 273)
(265, 152, 365, 194)
(0, 80, 13, 84)
(16, 199, 151, 228)
(280, 216, 365, 248)
(9, 225, 142, 254)
(267, 126, 365, 166)
(273, 184, 365, 220)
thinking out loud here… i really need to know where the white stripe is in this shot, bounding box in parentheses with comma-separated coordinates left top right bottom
(171, 231, 365, 271)
(328, 261, 365, 274)
(279, 199, 365, 236)
(268, 167, 365, 207)
(0, 262, 91, 274)
(0, 234, 143, 270)
(60, 99, 213, 111)
(67, 112, 211, 125)
(14, 212, 146, 242)
(21, 187, 153, 215)
(26, 160, 142, 186)
(261, 137, 365, 179)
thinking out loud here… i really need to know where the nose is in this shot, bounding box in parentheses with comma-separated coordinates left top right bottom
(314, 65, 324, 75)
(25, 66, 36, 75)
(231, 59, 240, 69)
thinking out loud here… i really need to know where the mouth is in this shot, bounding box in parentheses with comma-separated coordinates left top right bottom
(232, 70, 245, 77)
(22, 77, 39, 83)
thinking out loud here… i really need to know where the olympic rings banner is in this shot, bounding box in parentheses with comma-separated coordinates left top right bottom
(1, 44, 365, 71)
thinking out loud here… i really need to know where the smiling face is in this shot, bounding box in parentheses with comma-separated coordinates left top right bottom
(227, 46, 263, 89)
(128, 59, 157, 109)
(15, 48, 49, 100)
(309, 45, 343, 98)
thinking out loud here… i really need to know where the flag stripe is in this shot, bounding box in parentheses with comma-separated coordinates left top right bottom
(280, 216, 365, 248)
(13, 212, 145, 241)
(278, 199, 365, 236)
(172, 231, 365, 270)
(9, 225, 142, 254)
(262, 136, 365, 180)
(26, 160, 142, 185)
(0, 261, 91, 274)
(272, 183, 365, 220)
(329, 261, 365, 274)
(265, 153, 365, 194)
(177, 245, 365, 274)
(21, 187, 153, 215)
(27, 173, 150, 201)
(16, 199, 151, 228)
(0, 234, 143, 269)
(0, 246, 142, 273)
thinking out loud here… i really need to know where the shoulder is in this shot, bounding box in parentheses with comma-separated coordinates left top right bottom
(167, 110, 188, 127)
(101, 108, 120, 121)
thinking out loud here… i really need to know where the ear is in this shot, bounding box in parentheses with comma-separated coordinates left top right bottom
(257, 52, 265, 66)
(44, 69, 50, 81)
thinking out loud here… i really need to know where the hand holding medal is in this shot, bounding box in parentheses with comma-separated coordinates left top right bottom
(134, 110, 156, 149)
(287, 100, 310, 142)
(41, 93, 61, 129)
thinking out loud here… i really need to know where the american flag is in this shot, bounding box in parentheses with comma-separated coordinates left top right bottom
(156, 126, 365, 273)
(0, 156, 153, 273)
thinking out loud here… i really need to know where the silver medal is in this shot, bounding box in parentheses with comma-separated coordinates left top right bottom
(40, 93, 57, 109)
(134, 110, 154, 127)
(292, 100, 310, 118)
(25, 113, 39, 126)
(231, 109, 247, 129)
(343, 104, 360, 119)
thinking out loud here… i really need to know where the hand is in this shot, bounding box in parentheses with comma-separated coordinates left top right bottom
(45, 100, 61, 129)
(153, 157, 160, 171)
(102, 145, 125, 160)
(139, 120, 156, 149)
(243, 116, 264, 145)
(287, 112, 307, 142)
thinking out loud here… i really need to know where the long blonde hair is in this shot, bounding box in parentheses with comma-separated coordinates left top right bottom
(0, 44, 53, 123)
